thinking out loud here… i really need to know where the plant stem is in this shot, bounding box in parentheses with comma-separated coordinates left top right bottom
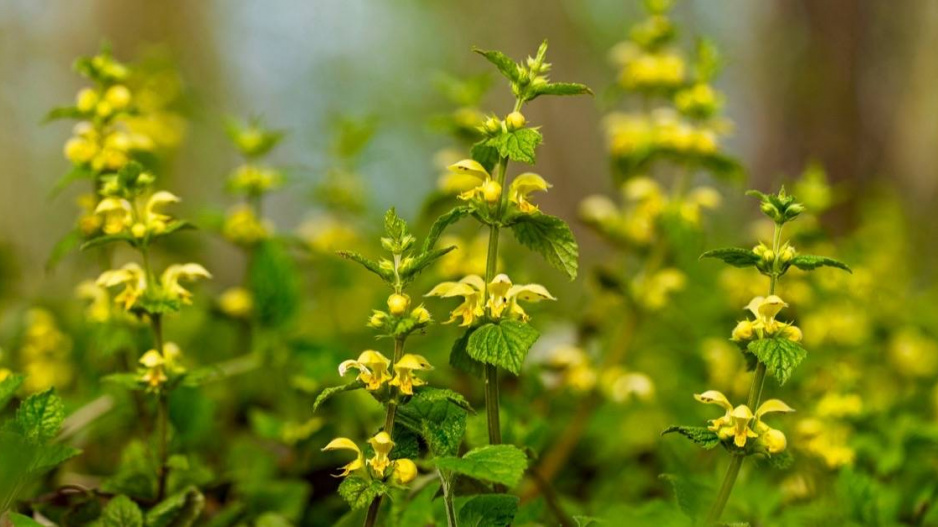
(150, 314, 170, 502)
(441, 472, 459, 527)
(706, 222, 783, 523)
(362, 336, 407, 527)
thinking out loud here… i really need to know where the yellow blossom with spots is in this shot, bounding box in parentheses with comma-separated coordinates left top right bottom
(367, 432, 395, 476)
(426, 274, 555, 326)
(97, 263, 148, 310)
(449, 159, 501, 204)
(161, 263, 212, 305)
(389, 354, 433, 395)
(94, 190, 180, 237)
(508, 173, 551, 213)
(695, 390, 794, 449)
(321, 437, 365, 477)
(339, 350, 392, 390)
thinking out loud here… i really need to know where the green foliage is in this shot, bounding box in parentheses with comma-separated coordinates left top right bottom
(481, 128, 543, 165)
(433, 444, 529, 488)
(337, 250, 392, 281)
(660, 474, 709, 520)
(249, 240, 300, 328)
(225, 117, 284, 159)
(397, 387, 469, 457)
(423, 206, 472, 253)
(662, 426, 721, 450)
(337, 476, 389, 510)
(470, 142, 500, 173)
(789, 254, 852, 273)
(6, 514, 45, 527)
(747, 337, 808, 386)
(472, 47, 521, 83)
(457, 494, 520, 527)
(747, 187, 804, 224)
(145, 486, 205, 527)
(451, 327, 486, 378)
(700, 248, 760, 268)
(510, 212, 579, 280)
(0, 374, 25, 411)
(527, 82, 593, 101)
(467, 320, 540, 375)
(312, 380, 364, 412)
(102, 495, 144, 527)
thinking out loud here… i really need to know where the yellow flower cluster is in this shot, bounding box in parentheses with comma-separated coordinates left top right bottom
(97, 262, 211, 312)
(222, 204, 273, 246)
(18, 309, 74, 393)
(94, 190, 178, 238)
(604, 110, 724, 160)
(139, 343, 184, 391)
(426, 273, 555, 327)
(338, 350, 433, 396)
(366, 294, 432, 335)
(321, 432, 417, 485)
(611, 44, 686, 91)
(696, 390, 794, 452)
(448, 159, 550, 213)
(76, 280, 133, 324)
(228, 164, 284, 196)
(731, 295, 803, 343)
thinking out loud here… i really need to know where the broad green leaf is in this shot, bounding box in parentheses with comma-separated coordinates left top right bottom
(101, 440, 157, 501)
(145, 486, 205, 527)
(747, 338, 808, 386)
(46, 229, 82, 272)
(434, 444, 528, 488)
(700, 248, 760, 268)
(7, 514, 44, 527)
(44, 105, 84, 122)
(573, 516, 603, 526)
(423, 206, 472, 253)
(510, 212, 578, 280)
(410, 386, 473, 413)
(762, 450, 794, 470)
(470, 142, 500, 173)
(312, 381, 364, 412)
(458, 494, 519, 527)
(659, 474, 709, 520)
(790, 254, 851, 273)
(337, 476, 388, 510)
(467, 320, 540, 375)
(397, 388, 468, 457)
(103, 373, 145, 390)
(255, 513, 294, 527)
(0, 374, 25, 411)
(451, 327, 485, 378)
(472, 47, 521, 83)
(15, 388, 65, 443)
(250, 240, 300, 328)
(336, 251, 392, 281)
(80, 233, 134, 251)
(32, 444, 82, 474)
(102, 495, 144, 527)
(661, 426, 721, 450)
(384, 208, 408, 240)
(527, 82, 593, 101)
(488, 128, 542, 165)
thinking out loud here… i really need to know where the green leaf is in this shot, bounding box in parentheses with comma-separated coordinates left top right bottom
(573, 516, 603, 527)
(700, 248, 760, 268)
(472, 47, 521, 83)
(467, 321, 540, 375)
(410, 386, 473, 414)
(145, 486, 205, 527)
(15, 388, 65, 443)
(103, 373, 145, 390)
(80, 233, 135, 251)
(451, 327, 485, 378)
(384, 208, 408, 239)
(102, 495, 144, 527)
(312, 381, 364, 412)
(0, 374, 25, 412)
(400, 245, 457, 282)
(44, 105, 84, 122)
(528, 82, 593, 101)
(337, 251, 392, 281)
(762, 450, 794, 470)
(790, 254, 851, 273)
(661, 426, 721, 450)
(46, 229, 82, 272)
(458, 494, 519, 527)
(488, 128, 542, 165)
(510, 212, 579, 280)
(659, 474, 709, 520)
(434, 444, 528, 488)
(423, 206, 472, 253)
(470, 142, 500, 173)
(747, 338, 808, 386)
(7, 514, 44, 527)
(397, 388, 468, 457)
(255, 513, 294, 527)
(49, 164, 94, 198)
(32, 444, 82, 474)
(337, 476, 388, 510)
(250, 240, 300, 328)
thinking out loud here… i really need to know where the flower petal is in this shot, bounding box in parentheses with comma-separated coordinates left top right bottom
(756, 399, 795, 418)
(448, 159, 489, 179)
(694, 390, 733, 411)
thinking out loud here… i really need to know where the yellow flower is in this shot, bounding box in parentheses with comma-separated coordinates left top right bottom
(731, 320, 754, 341)
(223, 204, 272, 246)
(391, 458, 418, 485)
(451, 159, 501, 204)
(139, 349, 168, 389)
(76, 88, 99, 113)
(97, 263, 148, 310)
(94, 197, 134, 235)
(218, 287, 254, 318)
(64, 136, 100, 164)
(485, 274, 556, 321)
(411, 305, 431, 325)
(322, 437, 365, 477)
(695, 390, 794, 449)
(505, 111, 526, 131)
(389, 354, 433, 395)
(104, 85, 132, 110)
(508, 173, 551, 213)
(0, 369, 10, 382)
(387, 293, 410, 316)
(229, 164, 283, 195)
(161, 263, 212, 305)
(741, 295, 801, 340)
(425, 275, 486, 326)
(339, 350, 392, 390)
(76, 280, 115, 323)
(139, 191, 180, 235)
(367, 432, 395, 476)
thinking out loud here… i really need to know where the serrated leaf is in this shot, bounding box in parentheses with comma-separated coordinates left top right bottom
(790, 254, 851, 273)
(451, 328, 485, 378)
(0, 374, 25, 411)
(400, 245, 457, 282)
(145, 486, 205, 527)
(659, 474, 709, 520)
(312, 381, 364, 412)
(467, 321, 539, 375)
(434, 444, 528, 488)
(661, 426, 721, 450)
(337, 476, 388, 510)
(15, 389, 65, 443)
(397, 388, 468, 457)
(46, 229, 82, 272)
(528, 82, 593, 101)
(32, 444, 82, 474)
(700, 248, 760, 268)
(384, 208, 407, 239)
(102, 495, 144, 527)
(423, 206, 472, 253)
(762, 450, 794, 470)
(747, 338, 808, 386)
(410, 386, 473, 414)
(336, 251, 392, 281)
(458, 494, 519, 527)
(510, 212, 578, 280)
(470, 142, 500, 173)
(488, 128, 542, 165)
(473, 47, 521, 83)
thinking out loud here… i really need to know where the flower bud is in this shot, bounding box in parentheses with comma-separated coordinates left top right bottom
(481, 179, 502, 203)
(731, 320, 753, 341)
(391, 458, 418, 485)
(780, 245, 796, 262)
(131, 223, 147, 238)
(368, 310, 388, 328)
(64, 138, 98, 164)
(762, 250, 775, 262)
(387, 294, 410, 316)
(76, 88, 99, 113)
(753, 244, 766, 257)
(95, 101, 114, 118)
(104, 85, 132, 110)
(505, 111, 526, 131)
(761, 428, 787, 454)
(411, 305, 431, 325)
(782, 324, 803, 343)
(484, 117, 501, 134)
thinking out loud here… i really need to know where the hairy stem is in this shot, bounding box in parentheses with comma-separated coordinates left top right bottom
(151, 314, 170, 502)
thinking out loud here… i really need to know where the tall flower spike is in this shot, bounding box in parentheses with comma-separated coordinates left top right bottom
(389, 354, 433, 395)
(338, 350, 392, 390)
(322, 438, 364, 477)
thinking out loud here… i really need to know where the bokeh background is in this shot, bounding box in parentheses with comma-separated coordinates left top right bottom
(2, 0, 937, 299)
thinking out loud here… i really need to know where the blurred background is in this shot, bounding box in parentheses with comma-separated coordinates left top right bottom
(1, 0, 937, 300)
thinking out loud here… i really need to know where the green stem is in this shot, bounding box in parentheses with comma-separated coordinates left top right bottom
(150, 314, 170, 502)
(706, 222, 783, 523)
(441, 473, 459, 527)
